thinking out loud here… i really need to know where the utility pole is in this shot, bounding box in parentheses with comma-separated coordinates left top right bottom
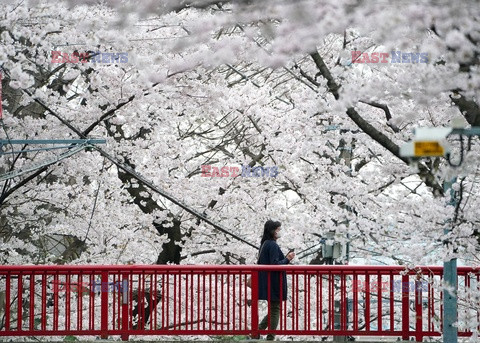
(322, 231, 348, 342)
(400, 125, 480, 343)
(443, 178, 458, 343)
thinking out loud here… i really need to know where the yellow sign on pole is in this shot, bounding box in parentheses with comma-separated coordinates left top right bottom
(414, 141, 444, 157)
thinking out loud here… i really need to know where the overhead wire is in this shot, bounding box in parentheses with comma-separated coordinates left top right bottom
(0, 68, 259, 250)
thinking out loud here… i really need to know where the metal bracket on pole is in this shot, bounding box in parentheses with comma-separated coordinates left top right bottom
(0, 139, 106, 181)
(0, 139, 106, 154)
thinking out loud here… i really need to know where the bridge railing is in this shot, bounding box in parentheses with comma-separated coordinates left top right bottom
(0, 265, 478, 341)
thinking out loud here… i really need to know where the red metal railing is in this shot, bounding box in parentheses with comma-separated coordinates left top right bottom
(0, 265, 478, 341)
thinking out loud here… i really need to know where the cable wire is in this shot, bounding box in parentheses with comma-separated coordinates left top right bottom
(1, 66, 259, 250)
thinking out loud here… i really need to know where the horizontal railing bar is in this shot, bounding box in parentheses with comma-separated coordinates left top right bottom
(0, 264, 477, 273)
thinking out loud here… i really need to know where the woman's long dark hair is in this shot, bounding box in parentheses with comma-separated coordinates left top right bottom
(260, 220, 281, 245)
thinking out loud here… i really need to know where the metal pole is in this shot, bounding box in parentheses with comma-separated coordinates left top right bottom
(322, 232, 347, 342)
(443, 178, 458, 343)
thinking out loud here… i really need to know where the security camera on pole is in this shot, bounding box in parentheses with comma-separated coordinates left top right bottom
(400, 120, 480, 343)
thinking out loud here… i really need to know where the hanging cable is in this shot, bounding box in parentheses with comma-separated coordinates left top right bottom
(95, 147, 259, 249)
(1, 67, 259, 250)
(83, 159, 105, 243)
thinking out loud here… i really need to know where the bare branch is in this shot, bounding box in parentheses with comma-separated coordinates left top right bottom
(358, 100, 399, 133)
(310, 50, 444, 196)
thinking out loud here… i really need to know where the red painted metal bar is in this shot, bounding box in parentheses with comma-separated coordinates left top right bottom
(214, 272, 218, 331)
(401, 273, 409, 340)
(303, 272, 306, 331)
(328, 272, 333, 331)
(121, 273, 128, 340)
(28, 275, 34, 331)
(41, 273, 46, 331)
(208, 273, 212, 331)
(415, 279, 423, 342)
(428, 277, 433, 333)
(365, 273, 370, 332)
(377, 273, 382, 333)
(295, 272, 299, 331)
(173, 273, 177, 331)
(189, 272, 195, 330)
(244, 272, 248, 331)
(389, 273, 394, 332)
(341, 272, 346, 331)
(250, 269, 259, 338)
(0, 265, 477, 341)
(179, 272, 183, 331)
(100, 271, 109, 338)
(219, 274, 225, 330)
(353, 273, 358, 331)
(196, 271, 200, 330)
(1, 264, 477, 272)
(231, 273, 235, 331)
(129, 273, 134, 330)
(316, 272, 320, 331)
(88, 275, 93, 331)
(17, 274, 23, 331)
(78, 273, 83, 331)
(319, 272, 323, 331)
(306, 271, 311, 331)
(65, 274, 71, 331)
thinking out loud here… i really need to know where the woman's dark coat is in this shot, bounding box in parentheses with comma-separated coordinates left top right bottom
(257, 239, 289, 301)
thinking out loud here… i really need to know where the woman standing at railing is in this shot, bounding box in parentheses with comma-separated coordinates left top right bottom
(251, 220, 295, 341)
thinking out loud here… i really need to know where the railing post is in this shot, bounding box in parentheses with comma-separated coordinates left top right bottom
(100, 271, 109, 339)
(415, 279, 423, 342)
(402, 274, 410, 341)
(250, 270, 259, 337)
(5, 273, 10, 332)
(121, 273, 129, 341)
(333, 273, 346, 342)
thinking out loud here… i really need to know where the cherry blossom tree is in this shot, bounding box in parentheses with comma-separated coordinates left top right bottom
(0, 0, 479, 271)
(1, 0, 480, 339)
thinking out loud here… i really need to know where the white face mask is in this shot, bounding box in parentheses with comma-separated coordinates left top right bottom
(275, 230, 282, 239)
